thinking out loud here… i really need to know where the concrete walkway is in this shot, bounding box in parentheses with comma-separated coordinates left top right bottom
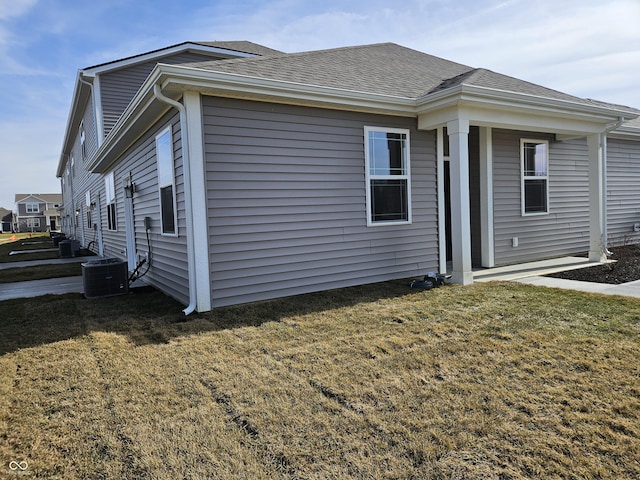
(0, 256, 149, 301)
(0, 256, 95, 270)
(474, 256, 640, 299)
(0, 256, 93, 301)
(0, 276, 84, 301)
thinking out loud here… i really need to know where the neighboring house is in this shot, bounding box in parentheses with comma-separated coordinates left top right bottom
(55, 41, 640, 312)
(14, 194, 62, 232)
(0, 208, 13, 232)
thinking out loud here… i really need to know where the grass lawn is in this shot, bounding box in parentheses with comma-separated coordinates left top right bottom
(0, 234, 59, 263)
(0, 262, 82, 283)
(1, 281, 639, 479)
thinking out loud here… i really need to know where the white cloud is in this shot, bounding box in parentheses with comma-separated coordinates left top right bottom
(0, 117, 64, 210)
(0, 0, 37, 20)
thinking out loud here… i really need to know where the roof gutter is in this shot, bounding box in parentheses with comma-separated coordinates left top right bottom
(152, 83, 197, 316)
(416, 84, 639, 124)
(154, 63, 418, 116)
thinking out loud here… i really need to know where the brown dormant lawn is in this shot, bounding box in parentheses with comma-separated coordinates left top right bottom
(1, 280, 639, 479)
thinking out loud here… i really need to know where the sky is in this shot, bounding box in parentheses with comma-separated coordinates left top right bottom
(0, 0, 639, 211)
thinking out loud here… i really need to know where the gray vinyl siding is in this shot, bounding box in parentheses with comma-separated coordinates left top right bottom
(62, 97, 101, 241)
(77, 111, 189, 304)
(606, 137, 640, 246)
(493, 130, 590, 265)
(104, 111, 189, 304)
(99, 52, 234, 137)
(203, 97, 439, 307)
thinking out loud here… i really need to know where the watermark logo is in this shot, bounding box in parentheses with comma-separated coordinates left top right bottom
(8, 461, 29, 475)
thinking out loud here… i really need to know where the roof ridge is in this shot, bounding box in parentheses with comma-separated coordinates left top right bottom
(182, 42, 474, 74)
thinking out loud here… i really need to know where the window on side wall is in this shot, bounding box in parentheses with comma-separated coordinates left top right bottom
(364, 126, 412, 226)
(521, 139, 549, 215)
(105, 172, 117, 230)
(156, 126, 177, 235)
(80, 122, 86, 162)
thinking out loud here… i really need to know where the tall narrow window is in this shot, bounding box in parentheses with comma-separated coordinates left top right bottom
(105, 172, 117, 230)
(156, 127, 176, 235)
(86, 191, 92, 229)
(521, 139, 549, 215)
(365, 126, 411, 225)
(80, 122, 86, 161)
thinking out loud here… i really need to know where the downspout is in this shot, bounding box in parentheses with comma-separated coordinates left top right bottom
(602, 116, 626, 255)
(153, 84, 197, 315)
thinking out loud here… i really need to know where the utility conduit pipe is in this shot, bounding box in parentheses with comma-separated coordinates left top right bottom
(153, 84, 197, 315)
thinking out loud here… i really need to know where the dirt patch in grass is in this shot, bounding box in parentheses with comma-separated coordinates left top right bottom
(547, 244, 640, 284)
(1, 282, 640, 479)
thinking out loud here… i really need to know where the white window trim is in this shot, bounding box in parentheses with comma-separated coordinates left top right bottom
(520, 138, 550, 216)
(364, 126, 412, 227)
(105, 171, 117, 231)
(156, 126, 178, 236)
(25, 203, 39, 213)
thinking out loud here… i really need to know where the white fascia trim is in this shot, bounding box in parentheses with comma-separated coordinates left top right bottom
(417, 84, 638, 125)
(82, 43, 256, 76)
(88, 61, 640, 174)
(93, 75, 105, 145)
(156, 63, 418, 116)
(57, 71, 91, 177)
(86, 81, 160, 173)
(608, 126, 640, 140)
(86, 64, 417, 173)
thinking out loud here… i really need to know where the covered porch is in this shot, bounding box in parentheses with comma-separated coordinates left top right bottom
(417, 85, 634, 284)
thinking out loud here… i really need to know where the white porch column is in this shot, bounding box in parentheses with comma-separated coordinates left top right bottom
(479, 127, 494, 268)
(587, 133, 607, 262)
(447, 118, 473, 284)
(436, 127, 447, 274)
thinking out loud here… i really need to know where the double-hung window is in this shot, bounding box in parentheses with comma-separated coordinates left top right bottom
(156, 126, 177, 235)
(25, 203, 39, 213)
(521, 139, 549, 215)
(105, 172, 117, 230)
(365, 126, 411, 226)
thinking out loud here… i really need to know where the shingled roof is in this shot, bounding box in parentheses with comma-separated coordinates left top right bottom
(193, 41, 284, 57)
(183, 42, 474, 98)
(182, 42, 637, 114)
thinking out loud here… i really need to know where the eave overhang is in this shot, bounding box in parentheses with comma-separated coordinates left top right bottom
(86, 64, 418, 173)
(57, 44, 264, 178)
(56, 71, 93, 178)
(416, 84, 638, 136)
(86, 62, 639, 174)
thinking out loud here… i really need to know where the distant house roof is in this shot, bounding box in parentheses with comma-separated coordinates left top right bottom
(15, 193, 62, 204)
(0, 207, 12, 221)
